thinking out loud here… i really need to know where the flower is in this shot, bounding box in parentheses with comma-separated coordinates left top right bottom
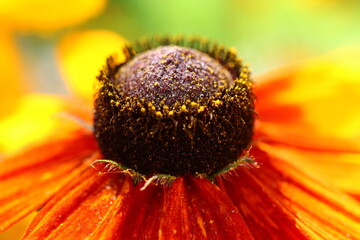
(1, 33, 360, 240)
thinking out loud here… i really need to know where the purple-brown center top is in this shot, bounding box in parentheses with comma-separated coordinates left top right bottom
(115, 46, 234, 107)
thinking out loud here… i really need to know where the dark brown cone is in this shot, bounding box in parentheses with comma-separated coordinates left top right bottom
(94, 43, 254, 176)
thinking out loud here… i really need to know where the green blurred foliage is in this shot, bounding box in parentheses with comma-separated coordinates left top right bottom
(87, 0, 360, 73)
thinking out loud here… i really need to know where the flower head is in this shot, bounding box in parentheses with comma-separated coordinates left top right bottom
(95, 38, 254, 177)
(0, 34, 360, 240)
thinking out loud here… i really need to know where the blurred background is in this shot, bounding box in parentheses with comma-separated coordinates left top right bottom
(0, 0, 360, 239)
(2, 0, 360, 95)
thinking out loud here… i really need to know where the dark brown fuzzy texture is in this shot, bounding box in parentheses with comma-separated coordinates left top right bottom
(94, 40, 254, 177)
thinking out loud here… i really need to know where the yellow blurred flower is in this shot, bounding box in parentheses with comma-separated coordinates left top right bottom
(0, 0, 109, 154)
(57, 30, 127, 104)
(0, 31, 27, 118)
(0, 0, 106, 31)
(0, 30, 127, 154)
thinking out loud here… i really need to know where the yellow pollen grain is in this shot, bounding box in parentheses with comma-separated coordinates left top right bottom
(180, 105, 187, 112)
(110, 100, 120, 106)
(156, 111, 163, 118)
(198, 106, 205, 113)
(190, 102, 198, 108)
(168, 111, 174, 116)
(141, 107, 146, 113)
(213, 100, 223, 107)
(229, 47, 237, 54)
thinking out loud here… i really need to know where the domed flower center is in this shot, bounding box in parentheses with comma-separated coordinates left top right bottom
(115, 46, 233, 107)
(94, 43, 254, 177)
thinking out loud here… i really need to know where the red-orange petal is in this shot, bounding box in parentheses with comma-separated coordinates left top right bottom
(257, 141, 360, 198)
(254, 47, 360, 152)
(22, 164, 126, 240)
(90, 176, 254, 240)
(217, 147, 360, 239)
(23, 170, 254, 239)
(0, 127, 97, 232)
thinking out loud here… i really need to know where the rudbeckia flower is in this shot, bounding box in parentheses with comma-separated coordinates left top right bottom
(1, 33, 360, 240)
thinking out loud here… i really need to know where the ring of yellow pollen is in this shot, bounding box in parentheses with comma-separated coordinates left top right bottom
(94, 37, 254, 177)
